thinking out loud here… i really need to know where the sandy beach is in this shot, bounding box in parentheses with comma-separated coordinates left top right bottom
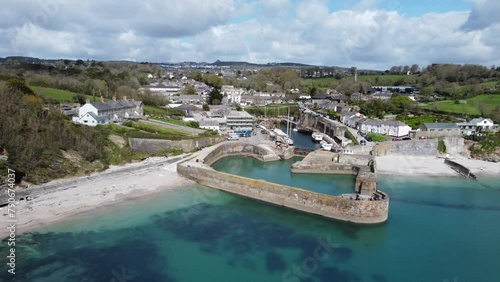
(0, 155, 195, 238)
(2, 144, 499, 239)
(376, 155, 500, 178)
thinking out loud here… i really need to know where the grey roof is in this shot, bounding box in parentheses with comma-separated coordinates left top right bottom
(87, 112, 109, 122)
(341, 112, 356, 118)
(90, 99, 137, 111)
(382, 120, 408, 127)
(199, 119, 220, 127)
(179, 95, 203, 100)
(227, 111, 253, 118)
(362, 119, 383, 126)
(422, 123, 458, 129)
(470, 118, 493, 124)
(177, 104, 201, 111)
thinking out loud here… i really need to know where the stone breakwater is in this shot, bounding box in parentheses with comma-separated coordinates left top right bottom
(178, 143, 389, 224)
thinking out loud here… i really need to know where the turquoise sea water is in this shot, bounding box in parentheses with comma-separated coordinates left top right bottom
(1, 157, 500, 282)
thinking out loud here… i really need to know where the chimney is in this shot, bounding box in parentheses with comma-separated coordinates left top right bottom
(123, 96, 127, 101)
(112, 96, 116, 101)
(100, 96, 104, 102)
(86, 99, 90, 104)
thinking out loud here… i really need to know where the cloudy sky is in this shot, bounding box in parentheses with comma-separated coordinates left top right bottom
(1, 0, 499, 69)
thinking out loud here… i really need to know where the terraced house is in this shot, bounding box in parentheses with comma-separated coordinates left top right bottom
(74, 97, 143, 126)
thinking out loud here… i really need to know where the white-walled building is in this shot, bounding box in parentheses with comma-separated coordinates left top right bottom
(360, 120, 383, 134)
(222, 85, 244, 104)
(199, 118, 221, 132)
(380, 120, 412, 137)
(75, 98, 143, 126)
(470, 118, 496, 132)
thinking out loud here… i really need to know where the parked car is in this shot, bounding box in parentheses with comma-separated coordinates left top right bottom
(419, 136, 428, 140)
(402, 137, 411, 141)
(227, 134, 240, 141)
(365, 136, 372, 142)
(392, 137, 402, 141)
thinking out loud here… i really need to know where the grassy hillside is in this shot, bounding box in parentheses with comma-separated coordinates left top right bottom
(30, 86, 91, 102)
(421, 94, 500, 115)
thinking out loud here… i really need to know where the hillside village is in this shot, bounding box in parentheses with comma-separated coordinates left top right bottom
(1, 57, 499, 183)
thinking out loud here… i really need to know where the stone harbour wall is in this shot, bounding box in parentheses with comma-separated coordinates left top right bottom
(203, 143, 280, 165)
(178, 163, 389, 224)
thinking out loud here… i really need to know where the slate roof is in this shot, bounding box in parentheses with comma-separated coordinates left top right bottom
(361, 119, 383, 126)
(382, 120, 409, 127)
(422, 123, 459, 129)
(90, 99, 137, 111)
(470, 118, 493, 124)
(87, 112, 109, 122)
(199, 119, 220, 127)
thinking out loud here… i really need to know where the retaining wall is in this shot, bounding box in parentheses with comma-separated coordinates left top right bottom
(373, 139, 438, 156)
(178, 163, 389, 224)
(443, 137, 466, 157)
(129, 137, 225, 154)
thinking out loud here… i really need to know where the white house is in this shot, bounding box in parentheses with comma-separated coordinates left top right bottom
(76, 112, 109, 126)
(199, 118, 221, 132)
(222, 85, 244, 104)
(470, 118, 496, 133)
(346, 116, 364, 129)
(75, 98, 143, 126)
(380, 120, 411, 137)
(340, 112, 357, 124)
(360, 119, 383, 134)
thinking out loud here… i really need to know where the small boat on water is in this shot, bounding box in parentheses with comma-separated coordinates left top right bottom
(292, 128, 298, 132)
(322, 143, 333, 151)
(312, 132, 323, 142)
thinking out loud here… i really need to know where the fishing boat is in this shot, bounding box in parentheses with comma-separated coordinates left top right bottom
(322, 143, 333, 151)
(311, 132, 323, 142)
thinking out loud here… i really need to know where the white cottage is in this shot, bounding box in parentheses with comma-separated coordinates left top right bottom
(380, 120, 412, 137)
(470, 118, 496, 133)
(75, 98, 143, 126)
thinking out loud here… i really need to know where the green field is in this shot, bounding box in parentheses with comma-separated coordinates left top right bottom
(30, 86, 91, 102)
(124, 121, 193, 139)
(421, 94, 500, 115)
(367, 133, 389, 142)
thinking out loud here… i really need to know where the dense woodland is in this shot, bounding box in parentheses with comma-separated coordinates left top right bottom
(0, 79, 116, 183)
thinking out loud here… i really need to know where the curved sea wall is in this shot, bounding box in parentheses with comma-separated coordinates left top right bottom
(178, 143, 389, 224)
(203, 142, 280, 165)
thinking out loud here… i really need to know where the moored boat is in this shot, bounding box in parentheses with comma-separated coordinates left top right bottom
(312, 132, 323, 142)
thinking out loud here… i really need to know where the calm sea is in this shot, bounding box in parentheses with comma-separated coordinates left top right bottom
(1, 156, 499, 282)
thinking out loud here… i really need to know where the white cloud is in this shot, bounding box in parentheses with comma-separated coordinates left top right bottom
(0, 0, 499, 69)
(462, 0, 500, 31)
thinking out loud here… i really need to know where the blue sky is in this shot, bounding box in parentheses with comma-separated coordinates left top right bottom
(1, 0, 499, 69)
